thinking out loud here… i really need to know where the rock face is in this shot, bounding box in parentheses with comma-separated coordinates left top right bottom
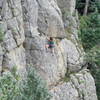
(23, 0, 67, 85)
(0, 0, 98, 100)
(50, 69, 97, 100)
(0, 0, 26, 76)
(57, 0, 76, 15)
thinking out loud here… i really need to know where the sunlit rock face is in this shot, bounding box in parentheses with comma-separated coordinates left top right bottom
(0, 0, 97, 100)
(0, 0, 26, 76)
(50, 69, 97, 100)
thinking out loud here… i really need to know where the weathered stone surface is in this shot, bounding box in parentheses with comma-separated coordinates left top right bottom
(57, 0, 76, 15)
(0, 44, 4, 72)
(0, 0, 98, 100)
(2, 45, 26, 76)
(23, 0, 79, 85)
(23, 0, 67, 85)
(7, 17, 25, 45)
(59, 39, 83, 72)
(57, 0, 85, 69)
(50, 70, 97, 100)
(0, 21, 7, 33)
(70, 70, 98, 100)
(25, 36, 67, 85)
(4, 30, 17, 51)
(21, 0, 39, 37)
(22, 0, 97, 99)
(37, 0, 66, 37)
(0, 0, 26, 75)
(50, 82, 79, 100)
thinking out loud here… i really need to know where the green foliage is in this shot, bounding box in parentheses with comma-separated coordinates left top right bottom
(0, 70, 21, 100)
(79, 12, 100, 100)
(77, 0, 100, 99)
(21, 67, 51, 100)
(79, 12, 100, 50)
(95, 0, 100, 13)
(0, 67, 51, 100)
(61, 72, 70, 83)
(84, 45, 100, 66)
(61, 70, 77, 83)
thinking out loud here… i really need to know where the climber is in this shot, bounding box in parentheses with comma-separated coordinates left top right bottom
(45, 37, 55, 55)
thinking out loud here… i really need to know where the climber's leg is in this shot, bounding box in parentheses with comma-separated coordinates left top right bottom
(50, 48, 54, 56)
(45, 44, 49, 52)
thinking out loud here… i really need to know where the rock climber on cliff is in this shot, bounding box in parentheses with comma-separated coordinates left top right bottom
(45, 37, 55, 55)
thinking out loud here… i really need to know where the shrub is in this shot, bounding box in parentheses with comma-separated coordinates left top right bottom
(21, 67, 51, 100)
(0, 71, 21, 100)
(0, 67, 51, 100)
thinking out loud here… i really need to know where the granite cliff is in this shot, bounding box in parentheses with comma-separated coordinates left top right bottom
(0, 0, 98, 100)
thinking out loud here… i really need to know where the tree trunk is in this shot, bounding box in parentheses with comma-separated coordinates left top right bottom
(84, 0, 90, 15)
